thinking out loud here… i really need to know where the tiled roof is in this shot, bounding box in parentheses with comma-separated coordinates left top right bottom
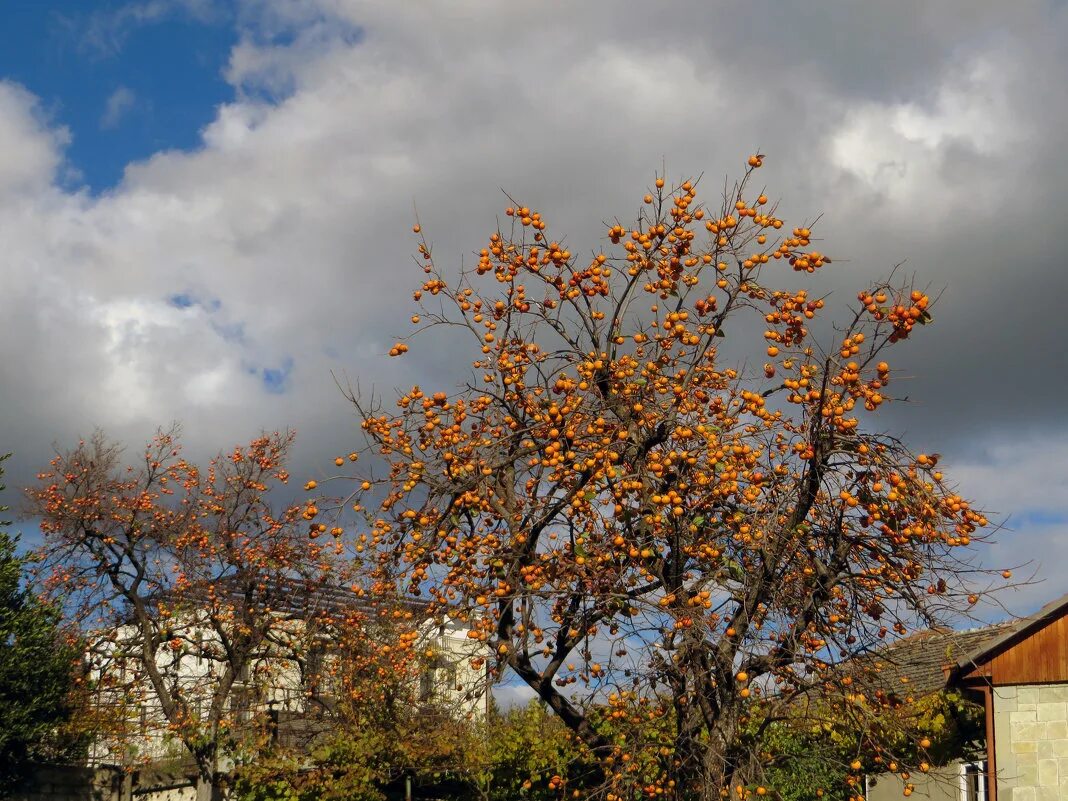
(857, 593, 1068, 696)
(857, 623, 1012, 698)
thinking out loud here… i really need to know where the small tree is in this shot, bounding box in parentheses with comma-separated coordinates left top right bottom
(0, 452, 83, 793)
(233, 695, 590, 801)
(322, 158, 1005, 800)
(479, 700, 596, 800)
(27, 429, 338, 801)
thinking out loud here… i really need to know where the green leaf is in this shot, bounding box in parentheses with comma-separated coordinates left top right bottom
(725, 559, 745, 582)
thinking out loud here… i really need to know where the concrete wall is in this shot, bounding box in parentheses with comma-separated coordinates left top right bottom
(992, 683, 1068, 801)
(866, 764, 964, 801)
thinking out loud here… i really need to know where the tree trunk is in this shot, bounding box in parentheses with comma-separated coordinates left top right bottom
(195, 772, 223, 801)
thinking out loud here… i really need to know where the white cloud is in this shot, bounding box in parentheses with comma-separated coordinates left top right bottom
(1, 0, 1067, 601)
(951, 437, 1068, 526)
(829, 50, 1028, 213)
(492, 682, 538, 710)
(0, 82, 70, 201)
(100, 87, 136, 130)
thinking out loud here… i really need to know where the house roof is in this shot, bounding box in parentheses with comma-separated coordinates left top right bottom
(148, 575, 429, 620)
(848, 593, 1068, 696)
(953, 591, 1068, 676)
(857, 623, 1012, 698)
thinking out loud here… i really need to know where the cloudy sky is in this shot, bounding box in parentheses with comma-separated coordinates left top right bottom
(1, 0, 1066, 624)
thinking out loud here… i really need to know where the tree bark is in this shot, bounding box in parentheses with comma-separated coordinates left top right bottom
(194, 772, 223, 801)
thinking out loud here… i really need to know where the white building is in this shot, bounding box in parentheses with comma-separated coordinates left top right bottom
(86, 577, 488, 767)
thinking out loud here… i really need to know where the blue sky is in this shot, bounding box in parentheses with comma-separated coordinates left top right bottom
(0, 1, 235, 191)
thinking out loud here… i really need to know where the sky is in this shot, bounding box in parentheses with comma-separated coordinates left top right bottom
(1, 2, 1066, 682)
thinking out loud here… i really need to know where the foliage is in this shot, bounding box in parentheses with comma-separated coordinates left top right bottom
(479, 700, 596, 800)
(910, 689, 986, 764)
(233, 700, 474, 801)
(232, 688, 983, 801)
(751, 688, 984, 800)
(232, 699, 597, 801)
(0, 453, 83, 793)
(757, 720, 851, 801)
(313, 157, 1006, 799)
(233, 734, 392, 801)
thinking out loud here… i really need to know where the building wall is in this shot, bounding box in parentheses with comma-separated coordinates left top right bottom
(87, 621, 311, 765)
(88, 613, 488, 765)
(960, 615, 1068, 687)
(866, 764, 964, 801)
(421, 616, 491, 719)
(992, 683, 1068, 800)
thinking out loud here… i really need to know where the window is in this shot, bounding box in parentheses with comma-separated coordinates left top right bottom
(306, 644, 325, 690)
(419, 667, 435, 702)
(959, 761, 987, 801)
(231, 662, 254, 723)
(419, 658, 458, 703)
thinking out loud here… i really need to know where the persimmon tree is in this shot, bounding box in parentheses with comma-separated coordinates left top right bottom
(26, 429, 340, 801)
(321, 156, 1006, 801)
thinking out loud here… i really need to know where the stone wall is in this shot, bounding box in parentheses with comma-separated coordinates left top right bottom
(993, 683, 1068, 800)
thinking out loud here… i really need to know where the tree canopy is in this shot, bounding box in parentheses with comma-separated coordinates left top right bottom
(315, 157, 1006, 800)
(26, 430, 349, 801)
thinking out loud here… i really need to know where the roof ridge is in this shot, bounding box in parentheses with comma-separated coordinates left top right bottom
(955, 590, 1068, 672)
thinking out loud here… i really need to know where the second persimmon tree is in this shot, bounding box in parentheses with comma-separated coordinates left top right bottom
(27, 430, 346, 801)
(323, 157, 1001, 800)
